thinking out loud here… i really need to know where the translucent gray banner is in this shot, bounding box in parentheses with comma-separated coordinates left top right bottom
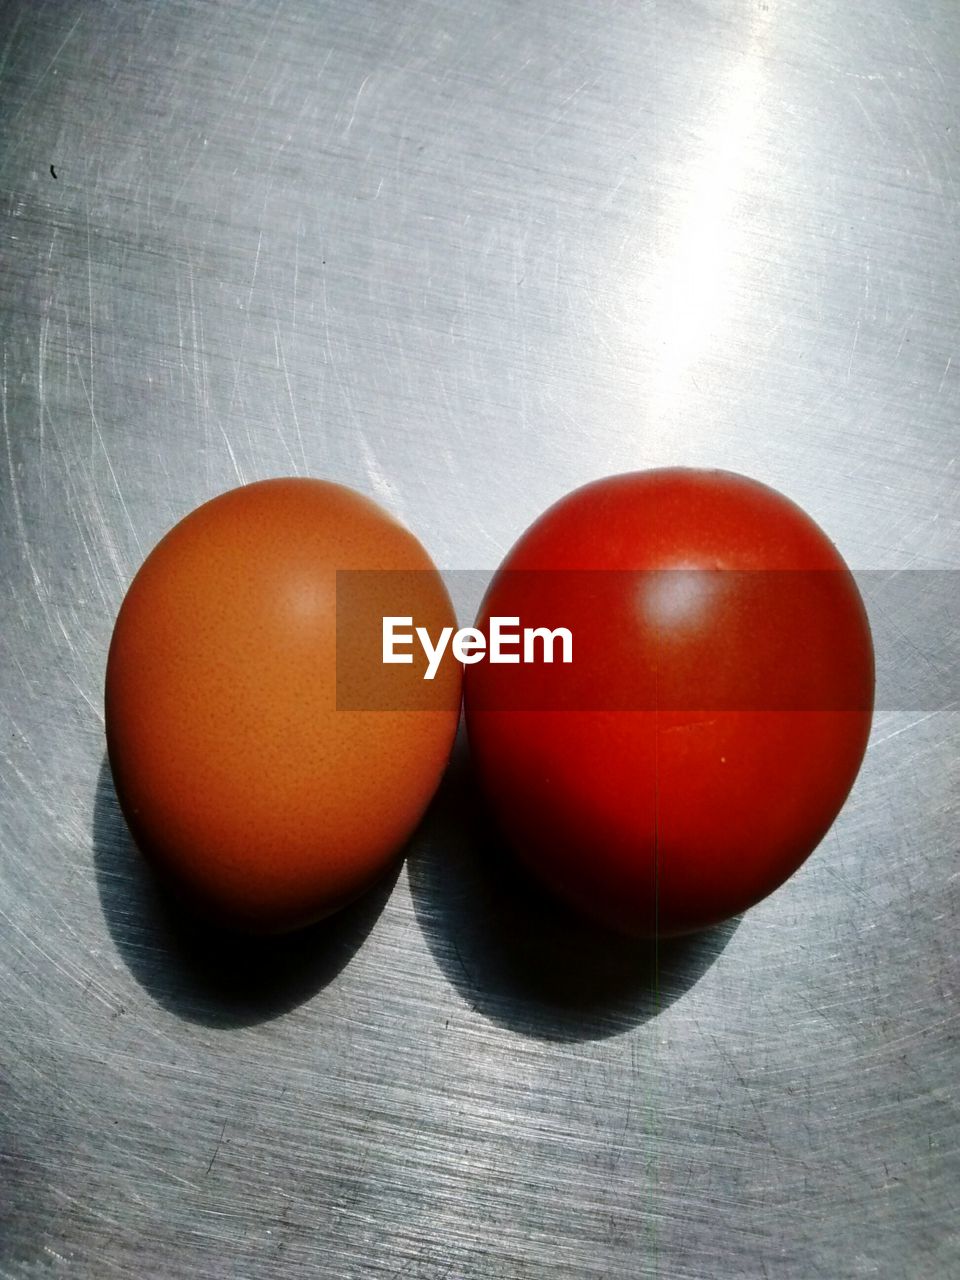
(335, 570, 957, 712)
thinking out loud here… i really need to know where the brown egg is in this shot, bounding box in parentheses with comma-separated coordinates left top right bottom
(105, 478, 460, 933)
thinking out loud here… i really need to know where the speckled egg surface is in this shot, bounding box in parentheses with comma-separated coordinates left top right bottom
(105, 478, 460, 932)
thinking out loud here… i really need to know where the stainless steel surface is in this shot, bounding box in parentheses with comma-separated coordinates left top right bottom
(1, 0, 957, 1275)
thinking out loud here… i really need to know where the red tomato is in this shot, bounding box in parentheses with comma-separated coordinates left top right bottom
(463, 470, 874, 937)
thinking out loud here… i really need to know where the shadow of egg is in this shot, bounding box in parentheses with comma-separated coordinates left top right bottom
(92, 754, 398, 1028)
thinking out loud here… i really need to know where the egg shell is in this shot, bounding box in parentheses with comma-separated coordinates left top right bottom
(105, 477, 460, 933)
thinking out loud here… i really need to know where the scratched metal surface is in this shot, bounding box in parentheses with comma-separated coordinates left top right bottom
(1, 0, 958, 1276)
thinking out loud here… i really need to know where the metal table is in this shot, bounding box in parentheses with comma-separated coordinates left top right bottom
(1, 1, 957, 1276)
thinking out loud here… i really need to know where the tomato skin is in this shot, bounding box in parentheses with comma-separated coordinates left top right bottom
(463, 470, 874, 937)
